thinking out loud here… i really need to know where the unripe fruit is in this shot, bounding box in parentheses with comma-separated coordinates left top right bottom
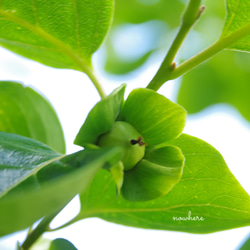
(98, 121, 146, 171)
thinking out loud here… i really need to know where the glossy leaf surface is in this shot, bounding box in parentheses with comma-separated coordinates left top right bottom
(223, 0, 250, 52)
(0, 131, 61, 197)
(0, 132, 119, 236)
(74, 84, 125, 147)
(119, 88, 186, 146)
(78, 134, 250, 233)
(0, 0, 113, 70)
(0, 81, 65, 153)
(177, 51, 250, 121)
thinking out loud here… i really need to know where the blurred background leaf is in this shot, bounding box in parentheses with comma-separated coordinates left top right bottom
(223, 0, 250, 52)
(103, 0, 226, 75)
(177, 51, 250, 121)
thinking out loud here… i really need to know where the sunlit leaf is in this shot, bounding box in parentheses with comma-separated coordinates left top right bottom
(223, 0, 250, 52)
(0, 81, 65, 153)
(177, 51, 250, 121)
(77, 134, 250, 233)
(0, 0, 114, 71)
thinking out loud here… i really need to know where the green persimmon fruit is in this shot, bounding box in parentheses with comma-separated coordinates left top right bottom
(98, 121, 146, 171)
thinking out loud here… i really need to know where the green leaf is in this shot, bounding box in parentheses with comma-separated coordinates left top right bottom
(49, 238, 77, 250)
(223, 0, 250, 52)
(113, 0, 184, 28)
(74, 84, 126, 147)
(0, 81, 65, 153)
(177, 51, 250, 121)
(122, 145, 184, 201)
(0, 0, 114, 71)
(239, 235, 250, 250)
(78, 134, 250, 233)
(104, 48, 153, 75)
(0, 132, 120, 236)
(119, 88, 186, 146)
(0, 131, 61, 197)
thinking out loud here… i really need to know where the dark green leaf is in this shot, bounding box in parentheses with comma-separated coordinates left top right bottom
(0, 131, 61, 198)
(223, 0, 250, 52)
(49, 238, 77, 250)
(74, 84, 126, 147)
(119, 88, 186, 146)
(0, 132, 120, 236)
(0, 81, 65, 153)
(238, 234, 250, 250)
(0, 0, 114, 70)
(78, 134, 250, 233)
(177, 51, 250, 121)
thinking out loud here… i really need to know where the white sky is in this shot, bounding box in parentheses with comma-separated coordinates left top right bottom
(0, 47, 249, 250)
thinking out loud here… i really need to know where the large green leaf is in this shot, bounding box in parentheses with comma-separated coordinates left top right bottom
(0, 81, 65, 153)
(76, 134, 250, 233)
(0, 0, 114, 70)
(223, 0, 250, 52)
(0, 132, 120, 236)
(177, 50, 250, 121)
(74, 84, 126, 147)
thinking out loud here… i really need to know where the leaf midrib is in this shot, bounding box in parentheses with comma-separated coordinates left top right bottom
(81, 202, 250, 218)
(0, 9, 91, 73)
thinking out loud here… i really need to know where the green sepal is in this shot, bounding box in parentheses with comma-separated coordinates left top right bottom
(119, 88, 186, 146)
(109, 161, 124, 197)
(74, 84, 126, 147)
(122, 145, 184, 201)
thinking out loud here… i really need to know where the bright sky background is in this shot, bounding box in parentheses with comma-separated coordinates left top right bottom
(0, 42, 249, 249)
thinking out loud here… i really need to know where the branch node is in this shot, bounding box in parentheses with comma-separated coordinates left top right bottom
(170, 62, 177, 71)
(197, 5, 206, 19)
